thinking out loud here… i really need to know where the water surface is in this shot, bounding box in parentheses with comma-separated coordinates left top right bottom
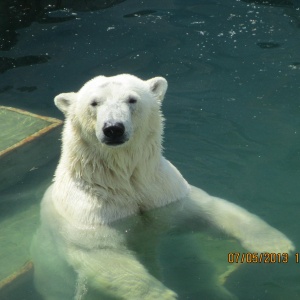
(1, 0, 300, 299)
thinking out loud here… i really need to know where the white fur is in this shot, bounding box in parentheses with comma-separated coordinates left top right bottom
(32, 74, 294, 300)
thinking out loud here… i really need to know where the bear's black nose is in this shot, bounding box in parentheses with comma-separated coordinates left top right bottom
(103, 122, 125, 139)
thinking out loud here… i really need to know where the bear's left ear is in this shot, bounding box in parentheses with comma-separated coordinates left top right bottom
(54, 92, 77, 115)
(147, 77, 168, 102)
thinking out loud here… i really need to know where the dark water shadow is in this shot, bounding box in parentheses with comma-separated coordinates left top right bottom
(0, 55, 51, 74)
(0, 0, 125, 50)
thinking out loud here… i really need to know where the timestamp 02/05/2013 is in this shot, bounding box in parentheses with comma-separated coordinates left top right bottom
(228, 252, 300, 264)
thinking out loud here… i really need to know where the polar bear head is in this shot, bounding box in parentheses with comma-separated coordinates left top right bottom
(54, 74, 168, 148)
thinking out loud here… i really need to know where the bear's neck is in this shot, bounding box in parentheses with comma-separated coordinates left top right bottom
(56, 121, 163, 191)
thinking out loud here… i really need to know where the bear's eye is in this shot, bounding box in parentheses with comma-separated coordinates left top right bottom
(90, 100, 98, 107)
(128, 98, 137, 104)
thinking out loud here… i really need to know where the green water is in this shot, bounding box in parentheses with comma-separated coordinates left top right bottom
(0, 0, 300, 299)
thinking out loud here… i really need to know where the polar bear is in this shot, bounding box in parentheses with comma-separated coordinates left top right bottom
(32, 74, 294, 300)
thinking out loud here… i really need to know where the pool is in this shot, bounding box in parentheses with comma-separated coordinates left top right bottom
(0, 0, 300, 299)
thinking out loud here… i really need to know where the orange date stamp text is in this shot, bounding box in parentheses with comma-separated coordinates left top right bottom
(227, 252, 289, 263)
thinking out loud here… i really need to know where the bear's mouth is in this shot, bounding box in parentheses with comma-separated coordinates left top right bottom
(102, 137, 128, 147)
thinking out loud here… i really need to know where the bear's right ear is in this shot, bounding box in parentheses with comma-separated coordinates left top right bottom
(54, 92, 76, 114)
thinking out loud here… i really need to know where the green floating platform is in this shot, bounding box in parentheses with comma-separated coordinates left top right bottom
(0, 106, 63, 192)
(0, 106, 63, 298)
(0, 106, 62, 157)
